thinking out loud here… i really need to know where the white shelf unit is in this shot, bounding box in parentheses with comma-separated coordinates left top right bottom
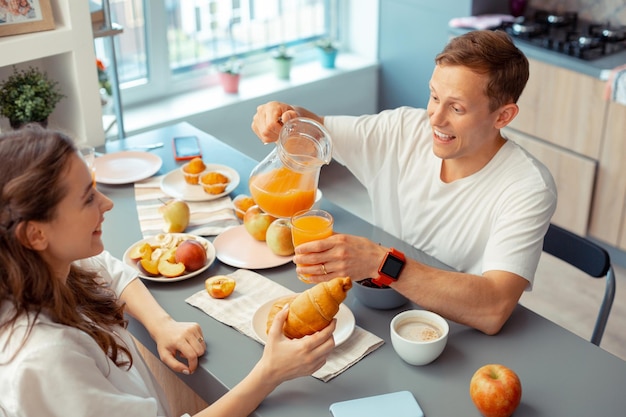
(0, 0, 105, 145)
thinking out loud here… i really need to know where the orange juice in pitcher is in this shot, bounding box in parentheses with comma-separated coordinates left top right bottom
(249, 117, 332, 218)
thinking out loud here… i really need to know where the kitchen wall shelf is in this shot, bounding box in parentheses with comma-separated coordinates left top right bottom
(0, 1, 104, 145)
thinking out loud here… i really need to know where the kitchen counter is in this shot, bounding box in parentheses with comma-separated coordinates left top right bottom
(449, 26, 626, 80)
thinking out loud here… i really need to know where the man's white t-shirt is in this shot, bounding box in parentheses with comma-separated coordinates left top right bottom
(325, 107, 557, 286)
(0, 251, 173, 417)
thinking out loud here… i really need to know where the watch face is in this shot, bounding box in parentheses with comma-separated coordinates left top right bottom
(381, 255, 404, 278)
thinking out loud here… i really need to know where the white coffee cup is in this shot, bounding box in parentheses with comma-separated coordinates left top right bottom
(390, 309, 449, 365)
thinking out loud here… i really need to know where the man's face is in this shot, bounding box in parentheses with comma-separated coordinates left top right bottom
(426, 65, 504, 175)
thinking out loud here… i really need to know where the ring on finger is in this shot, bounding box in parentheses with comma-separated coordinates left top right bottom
(198, 336, 204, 344)
(321, 264, 328, 275)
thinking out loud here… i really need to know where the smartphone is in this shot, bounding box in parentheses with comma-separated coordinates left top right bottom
(173, 136, 202, 161)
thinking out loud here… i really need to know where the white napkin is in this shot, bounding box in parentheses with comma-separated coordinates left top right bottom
(185, 269, 385, 382)
(133, 175, 240, 238)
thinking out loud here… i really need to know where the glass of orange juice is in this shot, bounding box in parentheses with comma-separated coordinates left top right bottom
(290, 209, 334, 283)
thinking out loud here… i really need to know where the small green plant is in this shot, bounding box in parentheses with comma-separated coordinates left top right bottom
(316, 38, 337, 51)
(218, 57, 242, 75)
(0, 66, 65, 128)
(272, 45, 293, 60)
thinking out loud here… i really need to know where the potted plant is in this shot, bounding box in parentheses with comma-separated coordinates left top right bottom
(0, 65, 65, 129)
(217, 58, 242, 94)
(272, 45, 293, 80)
(315, 38, 338, 69)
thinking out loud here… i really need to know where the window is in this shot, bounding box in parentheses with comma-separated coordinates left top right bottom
(95, 0, 337, 106)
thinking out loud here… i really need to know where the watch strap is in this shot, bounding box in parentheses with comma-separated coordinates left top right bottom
(372, 248, 405, 287)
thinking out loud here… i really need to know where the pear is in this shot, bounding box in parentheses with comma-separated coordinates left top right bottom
(159, 199, 190, 233)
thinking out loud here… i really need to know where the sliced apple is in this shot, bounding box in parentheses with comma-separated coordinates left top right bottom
(157, 249, 186, 278)
(205, 275, 236, 299)
(138, 258, 160, 276)
(129, 242, 153, 261)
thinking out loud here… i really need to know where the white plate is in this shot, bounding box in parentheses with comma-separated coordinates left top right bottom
(213, 225, 292, 269)
(94, 151, 163, 184)
(160, 164, 240, 202)
(123, 233, 216, 282)
(251, 297, 355, 346)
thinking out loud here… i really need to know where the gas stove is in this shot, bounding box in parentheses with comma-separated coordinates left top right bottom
(499, 10, 626, 61)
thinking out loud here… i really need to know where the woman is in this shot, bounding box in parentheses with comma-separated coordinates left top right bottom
(0, 127, 335, 417)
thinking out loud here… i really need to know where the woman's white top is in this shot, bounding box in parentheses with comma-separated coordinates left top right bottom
(0, 251, 173, 417)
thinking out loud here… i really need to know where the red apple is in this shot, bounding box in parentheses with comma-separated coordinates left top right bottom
(266, 218, 294, 256)
(243, 205, 276, 241)
(470, 364, 522, 417)
(174, 239, 207, 272)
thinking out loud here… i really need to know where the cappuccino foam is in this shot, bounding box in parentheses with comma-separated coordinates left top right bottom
(396, 319, 442, 342)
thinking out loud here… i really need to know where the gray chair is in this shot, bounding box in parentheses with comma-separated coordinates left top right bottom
(542, 223, 616, 346)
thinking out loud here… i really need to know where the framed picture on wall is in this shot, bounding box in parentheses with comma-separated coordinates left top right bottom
(0, 0, 54, 37)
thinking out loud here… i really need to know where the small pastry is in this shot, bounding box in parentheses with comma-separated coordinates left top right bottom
(182, 157, 206, 185)
(200, 171, 230, 194)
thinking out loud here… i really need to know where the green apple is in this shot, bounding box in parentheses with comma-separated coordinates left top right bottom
(243, 205, 276, 241)
(159, 199, 190, 233)
(266, 218, 294, 256)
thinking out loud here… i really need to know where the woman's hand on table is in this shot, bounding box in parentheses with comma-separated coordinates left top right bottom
(260, 305, 336, 383)
(152, 318, 206, 375)
(293, 234, 386, 283)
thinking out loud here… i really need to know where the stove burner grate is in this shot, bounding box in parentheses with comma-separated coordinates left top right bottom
(500, 10, 626, 61)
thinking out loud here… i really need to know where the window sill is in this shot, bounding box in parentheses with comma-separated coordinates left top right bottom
(112, 54, 378, 140)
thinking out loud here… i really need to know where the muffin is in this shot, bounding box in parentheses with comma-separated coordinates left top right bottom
(182, 157, 206, 185)
(233, 194, 255, 219)
(200, 171, 230, 195)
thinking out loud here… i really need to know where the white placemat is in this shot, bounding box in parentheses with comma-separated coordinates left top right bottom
(185, 269, 384, 382)
(134, 174, 240, 237)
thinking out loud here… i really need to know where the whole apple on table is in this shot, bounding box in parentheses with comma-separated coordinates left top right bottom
(159, 199, 190, 233)
(470, 363, 522, 417)
(243, 204, 295, 256)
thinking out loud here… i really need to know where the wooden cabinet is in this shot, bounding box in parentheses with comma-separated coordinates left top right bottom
(504, 128, 596, 236)
(504, 58, 608, 236)
(508, 59, 607, 160)
(0, 1, 104, 145)
(589, 101, 626, 250)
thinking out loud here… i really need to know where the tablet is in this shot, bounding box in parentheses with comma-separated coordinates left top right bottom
(329, 391, 424, 417)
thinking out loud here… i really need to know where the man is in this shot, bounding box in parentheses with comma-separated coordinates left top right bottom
(251, 30, 557, 335)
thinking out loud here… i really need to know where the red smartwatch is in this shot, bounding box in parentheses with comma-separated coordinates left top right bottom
(372, 248, 406, 287)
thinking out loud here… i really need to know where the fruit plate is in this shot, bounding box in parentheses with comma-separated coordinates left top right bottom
(251, 297, 355, 347)
(160, 164, 240, 202)
(123, 233, 216, 282)
(213, 225, 293, 269)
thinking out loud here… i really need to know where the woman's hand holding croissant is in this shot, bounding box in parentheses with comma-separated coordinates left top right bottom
(259, 305, 336, 384)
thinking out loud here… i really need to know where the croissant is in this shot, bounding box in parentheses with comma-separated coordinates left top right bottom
(266, 276, 352, 339)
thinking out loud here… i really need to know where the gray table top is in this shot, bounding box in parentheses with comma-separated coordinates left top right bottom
(99, 122, 626, 417)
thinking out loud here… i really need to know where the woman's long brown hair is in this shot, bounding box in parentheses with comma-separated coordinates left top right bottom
(0, 127, 132, 369)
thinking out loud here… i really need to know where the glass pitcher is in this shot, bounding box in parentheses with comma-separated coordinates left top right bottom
(249, 117, 332, 218)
